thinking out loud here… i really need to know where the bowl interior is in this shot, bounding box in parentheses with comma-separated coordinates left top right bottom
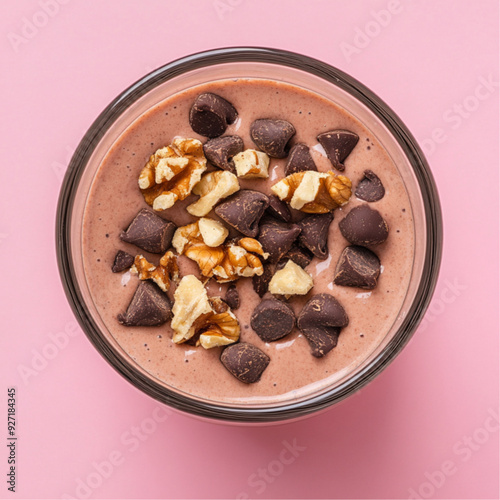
(57, 48, 442, 422)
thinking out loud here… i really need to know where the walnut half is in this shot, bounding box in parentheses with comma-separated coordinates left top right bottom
(172, 220, 268, 283)
(139, 137, 207, 211)
(271, 170, 352, 213)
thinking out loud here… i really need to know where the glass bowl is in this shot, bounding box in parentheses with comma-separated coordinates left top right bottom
(56, 47, 442, 423)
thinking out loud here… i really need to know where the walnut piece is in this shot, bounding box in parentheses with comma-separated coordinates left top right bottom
(171, 275, 213, 343)
(198, 217, 228, 247)
(271, 170, 351, 213)
(172, 220, 268, 283)
(171, 275, 240, 348)
(214, 240, 267, 281)
(234, 149, 270, 179)
(187, 170, 239, 217)
(139, 137, 207, 211)
(172, 219, 225, 276)
(198, 297, 240, 349)
(268, 260, 313, 296)
(130, 251, 179, 292)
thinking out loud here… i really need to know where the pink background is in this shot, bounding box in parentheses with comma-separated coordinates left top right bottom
(1, 1, 498, 499)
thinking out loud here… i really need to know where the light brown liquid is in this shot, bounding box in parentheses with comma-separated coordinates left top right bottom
(82, 79, 414, 405)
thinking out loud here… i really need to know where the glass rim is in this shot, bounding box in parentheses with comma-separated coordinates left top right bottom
(56, 46, 443, 423)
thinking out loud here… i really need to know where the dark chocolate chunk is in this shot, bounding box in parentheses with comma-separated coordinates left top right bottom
(297, 293, 348, 358)
(297, 212, 334, 260)
(266, 195, 291, 222)
(317, 129, 359, 171)
(275, 260, 287, 271)
(111, 250, 134, 273)
(118, 281, 172, 327)
(252, 263, 273, 298)
(120, 209, 176, 254)
(250, 298, 295, 342)
(355, 170, 385, 202)
(284, 143, 317, 176)
(298, 293, 348, 329)
(250, 119, 296, 158)
(301, 327, 341, 358)
(215, 190, 269, 237)
(189, 93, 238, 138)
(334, 245, 381, 290)
(220, 343, 270, 384)
(258, 219, 301, 263)
(281, 245, 313, 269)
(224, 284, 240, 310)
(339, 204, 389, 246)
(203, 135, 244, 174)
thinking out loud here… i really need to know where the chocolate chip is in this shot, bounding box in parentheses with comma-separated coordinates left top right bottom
(297, 212, 334, 260)
(281, 245, 313, 268)
(284, 143, 317, 175)
(275, 260, 286, 271)
(118, 281, 172, 327)
(266, 195, 291, 222)
(224, 284, 240, 310)
(250, 298, 295, 342)
(203, 135, 244, 174)
(355, 170, 385, 202)
(317, 130, 359, 171)
(220, 343, 270, 384)
(111, 250, 134, 273)
(215, 190, 269, 237)
(189, 93, 238, 138)
(334, 245, 381, 290)
(339, 204, 389, 246)
(250, 119, 296, 158)
(258, 219, 301, 263)
(252, 263, 273, 297)
(299, 293, 348, 329)
(120, 209, 176, 254)
(302, 327, 341, 358)
(297, 294, 348, 358)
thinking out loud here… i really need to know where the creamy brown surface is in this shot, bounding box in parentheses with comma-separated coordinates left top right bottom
(82, 79, 414, 405)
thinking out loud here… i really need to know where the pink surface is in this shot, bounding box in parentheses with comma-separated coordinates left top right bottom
(0, 1, 498, 499)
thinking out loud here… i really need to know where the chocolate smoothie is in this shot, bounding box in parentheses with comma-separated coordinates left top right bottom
(82, 78, 414, 405)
